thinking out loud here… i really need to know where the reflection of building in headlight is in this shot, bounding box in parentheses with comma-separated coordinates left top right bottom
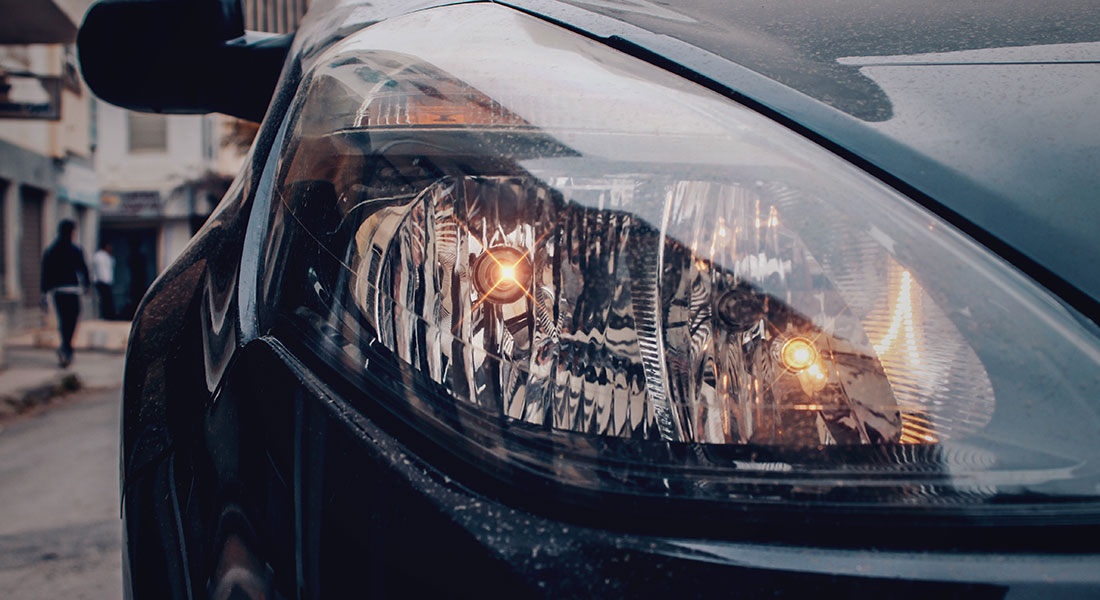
(862, 261, 994, 444)
(870, 268, 936, 443)
(873, 269, 922, 368)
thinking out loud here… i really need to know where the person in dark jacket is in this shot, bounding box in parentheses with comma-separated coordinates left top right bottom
(41, 219, 90, 367)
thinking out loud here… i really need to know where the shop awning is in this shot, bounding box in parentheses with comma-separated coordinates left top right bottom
(0, 0, 91, 45)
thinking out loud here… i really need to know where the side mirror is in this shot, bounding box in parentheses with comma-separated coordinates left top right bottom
(77, 0, 291, 122)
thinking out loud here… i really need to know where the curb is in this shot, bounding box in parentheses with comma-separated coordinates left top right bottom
(0, 372, 84, 420)
(5, 321, 132, 354)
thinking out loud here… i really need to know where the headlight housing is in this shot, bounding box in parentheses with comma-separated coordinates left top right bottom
(258, 4, 1100, 523)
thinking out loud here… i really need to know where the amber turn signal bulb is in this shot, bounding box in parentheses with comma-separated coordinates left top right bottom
(780, 337, 818, 372)
(473, 246, 533, 304)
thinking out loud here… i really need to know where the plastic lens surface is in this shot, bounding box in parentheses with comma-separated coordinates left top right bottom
(263, 4, 1100, 509)
(352, 173, 990, 447)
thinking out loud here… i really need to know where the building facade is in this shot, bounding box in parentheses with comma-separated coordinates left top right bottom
(0, 1, 99, 338)
(0, 0, 309, 336)
(91, 0, 306, 318)
(94, 106, 246, 318)
(243, 0, 309, 34)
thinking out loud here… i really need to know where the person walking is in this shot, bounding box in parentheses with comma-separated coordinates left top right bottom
(41, 219, 90, 367)
(91, 241, 115, 320)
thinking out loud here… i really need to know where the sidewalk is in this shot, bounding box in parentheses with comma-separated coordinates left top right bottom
(0, 320, 129, 421)
(6, 319, 131, 354)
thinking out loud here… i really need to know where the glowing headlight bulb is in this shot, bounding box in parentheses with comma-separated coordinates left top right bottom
(780, 337, 818, 372)
(472, 246, 532, 304)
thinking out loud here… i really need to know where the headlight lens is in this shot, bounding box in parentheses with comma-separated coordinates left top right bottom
(261, 4, 1100, 514)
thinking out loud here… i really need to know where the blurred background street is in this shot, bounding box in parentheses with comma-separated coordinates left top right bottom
(0, 325, 128, 600)
(0, 1, 307, 597)
(0, 377, 122, 599)
(0, 319, 128, 600)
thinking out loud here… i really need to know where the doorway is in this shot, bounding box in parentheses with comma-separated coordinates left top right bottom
(19, 186, 44, 306)
(100, 227, 158, 320)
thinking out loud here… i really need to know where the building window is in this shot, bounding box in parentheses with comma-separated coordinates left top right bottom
(127, 112, 167, 153)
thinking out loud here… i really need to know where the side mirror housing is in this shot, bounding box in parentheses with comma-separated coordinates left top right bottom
(78, 0, 291, 122)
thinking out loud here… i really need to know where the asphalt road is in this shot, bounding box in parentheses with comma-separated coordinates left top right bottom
(0, 387, 123, 599)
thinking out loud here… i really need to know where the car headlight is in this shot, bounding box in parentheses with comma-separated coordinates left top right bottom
(258, 4, 1100, 518)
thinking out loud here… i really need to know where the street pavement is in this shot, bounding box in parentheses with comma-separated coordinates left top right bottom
(0, 340, 126, 599)
(0, 386, 123, 599)
(0, 345, 127, 420)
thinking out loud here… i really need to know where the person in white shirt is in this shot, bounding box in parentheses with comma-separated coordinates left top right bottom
(91, 242, 116, 320)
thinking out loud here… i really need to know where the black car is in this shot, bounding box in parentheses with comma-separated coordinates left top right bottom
(79, 0, 1100, 597)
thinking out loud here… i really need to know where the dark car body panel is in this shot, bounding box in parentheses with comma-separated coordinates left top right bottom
(554, 0, 1100, 121)
(112, 0, 1100, 597)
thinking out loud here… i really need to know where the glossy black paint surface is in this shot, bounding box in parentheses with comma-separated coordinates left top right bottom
(108, 0, 1100, 597)
(556, 0, 1100, 120)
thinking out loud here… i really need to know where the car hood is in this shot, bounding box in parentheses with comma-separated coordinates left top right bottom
(298, 0, 1100, 312)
